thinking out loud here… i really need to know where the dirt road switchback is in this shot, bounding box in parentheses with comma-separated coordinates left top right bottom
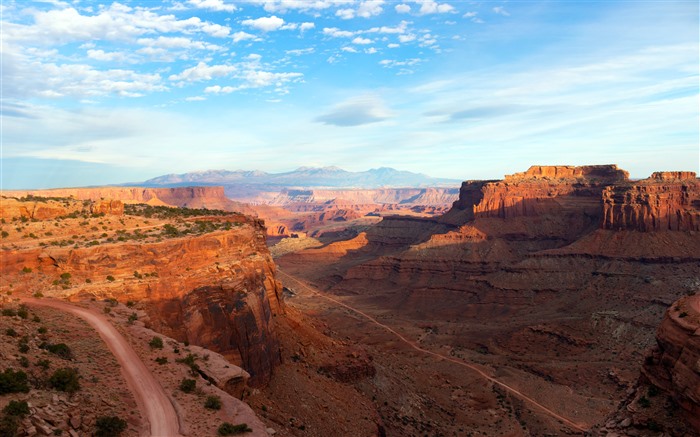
(23, 298, 183, 437)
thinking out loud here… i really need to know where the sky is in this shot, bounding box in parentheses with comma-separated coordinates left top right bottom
(1, 0, 698, 189)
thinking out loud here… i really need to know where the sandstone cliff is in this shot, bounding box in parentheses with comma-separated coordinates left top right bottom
(4, 186, 248, 213)
(442, 165, 628, 226)
(1, 206, 284, 386)
(602, 172, 700, 231)
(641, 295, 700, 430)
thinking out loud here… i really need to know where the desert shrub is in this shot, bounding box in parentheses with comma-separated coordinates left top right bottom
(646, 419, 662, 431)
(5, 328, 17, 337)
(33, 292, 44, 298)
(19, 356, 29, 368)
(179, 378, 196, 393)
(32, 315, 40, 322)
(40, 342, 72, 360)
(103, 307, 111, 314)
(106, 275, 115, 282)
(149, 337, 163, 349)
(1, 231, 8, 238)
(0, 369, 30, 394)
(37, 359, 50, 370)
(205, 395, 222, 410)
(1, 308, 16, 317)
(127, 313, 138, 324)
(638, 396, 651, 408)
(0, 415, 19, 437)
(16, 306, 28, 319)
(95, 416, 127, 437)
(22, 266, 32, 274)
(154, 357, 168, 365)
(60, 272, 71, 281)
(217, 422, 252, 435)
(38, 327, 48, 334)
(3, 400, 30, 417)
(648, 385, 660, 397)
(48, 368, 80, 393)
(18, 339, 30, 353)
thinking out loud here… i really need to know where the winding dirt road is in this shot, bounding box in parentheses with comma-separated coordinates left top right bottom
(278, 269, 589, 434)
(23, 298, 182, 437)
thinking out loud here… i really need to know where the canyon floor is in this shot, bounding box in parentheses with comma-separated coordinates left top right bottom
(2, 168, 699, 437)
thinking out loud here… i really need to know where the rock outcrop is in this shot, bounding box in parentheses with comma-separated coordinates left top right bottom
(4, 186, 245, 212)
(602, 172, 700, 231)
(641, 295, 700, 430)
(1, 212, 284, 386)
(442, 165, 629, 225)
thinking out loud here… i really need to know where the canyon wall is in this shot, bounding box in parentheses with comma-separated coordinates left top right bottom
(602, 172, 700, 231)
(1, 203, 284, 386)
(4, 186, 248, 213)
(641, 295, 700, 430)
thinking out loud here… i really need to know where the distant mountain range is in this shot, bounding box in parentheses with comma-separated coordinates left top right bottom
(141, 167, 461, 190)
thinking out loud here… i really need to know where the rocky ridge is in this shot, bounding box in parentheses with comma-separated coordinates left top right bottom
(0, 192, 284, 387)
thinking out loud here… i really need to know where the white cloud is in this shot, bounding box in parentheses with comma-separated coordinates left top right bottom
(39, 63, 165, 97)
(323, 27, 355, 38)
(398, 34, 416, 43)
(188, 0, 237, 12)
(365, 47, 378, 54)
(300, 22, 315, 32)
(463, 11, 477, 18)
(242, 16, 285, 32)
(352, 37, 373, 45)
(205, 85, 236, 93)
(4, 4, 232, 44)
(493, 6, 510, 16)
(169, 58, 302, 93)
(416, 0, 454, 15)
(380, 58, 422, 68)
(169, 62, 237, 82)
(259, 0, 353, 13)
(357, 0, 384, 18)
(185, 96, 207, 101)
(86, 49, 131, 62)
(388, 43, 399, 48)
(137, 36, 222, 51)
(336, 8, 355, 19)
(232, 31, 260, 42)
(286, 48, 315, 55)
(395, 4, 411, 14)
(341, 46, 358, 53)
(366, 21, 409, 35)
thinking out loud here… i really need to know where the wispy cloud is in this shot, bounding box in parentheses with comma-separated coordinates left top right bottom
(315, 95, 393, 126)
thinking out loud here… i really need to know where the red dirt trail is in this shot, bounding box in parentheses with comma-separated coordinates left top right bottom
(278, 268, 589, 434)
(22, 298, 183, 437)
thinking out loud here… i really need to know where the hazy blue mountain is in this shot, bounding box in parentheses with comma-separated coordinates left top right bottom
(141, 167, 460, 190)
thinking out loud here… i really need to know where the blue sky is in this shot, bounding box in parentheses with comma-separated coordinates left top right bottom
(1, 0, 698, 189)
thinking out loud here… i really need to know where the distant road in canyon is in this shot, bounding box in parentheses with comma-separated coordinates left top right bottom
(277, 269, 589, 434)
(23, 298, 183, 437)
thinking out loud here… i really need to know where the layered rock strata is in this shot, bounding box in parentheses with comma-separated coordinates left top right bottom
(602, 172, 699, 231)
(641, 295, 700, 430)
